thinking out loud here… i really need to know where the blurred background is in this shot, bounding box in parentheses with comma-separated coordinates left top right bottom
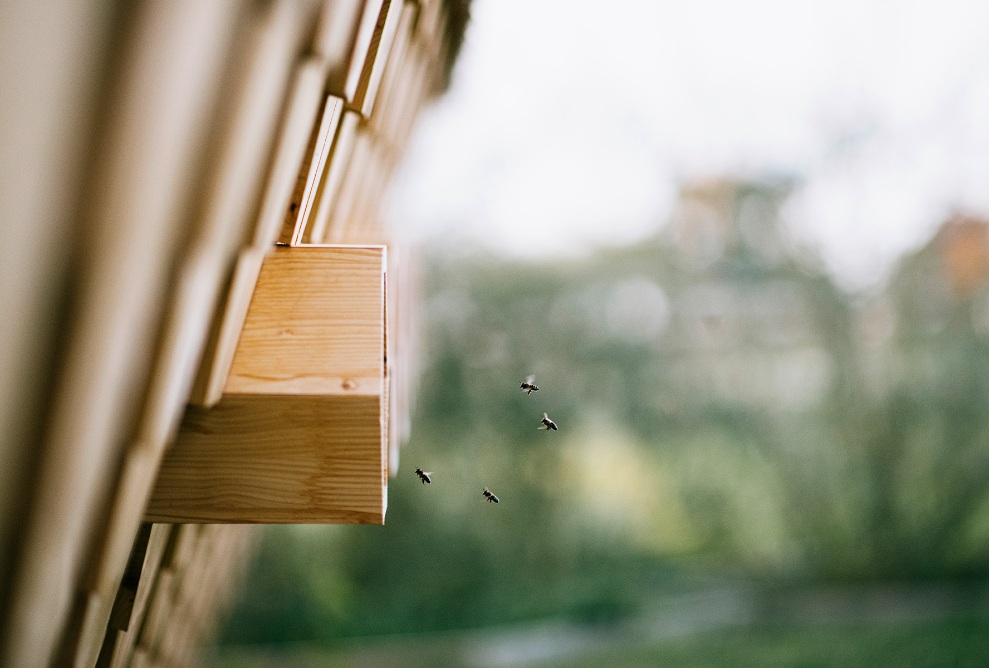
(210, 0, 989, 665)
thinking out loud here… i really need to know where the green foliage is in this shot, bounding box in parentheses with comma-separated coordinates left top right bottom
(534, 617, 989, 668)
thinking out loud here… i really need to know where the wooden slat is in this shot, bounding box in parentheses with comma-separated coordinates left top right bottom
(250, 58, 329, 248)
(368, 1, 417, 146)
(349, 0, 405, 118)
(324, 128, 374, 243)
(69, 5, 311, 663)
(277, 95, 345, 245)
(105, 525, 172, 668)
(135, 569, 173, 658)
(0, 3, 242, 666)
(322, 0, 385, 103)
(415, 0, 443, 47)
(190, 247, 267, 407)
(0, 0, 108, 626)
(305, 110, 362, 244)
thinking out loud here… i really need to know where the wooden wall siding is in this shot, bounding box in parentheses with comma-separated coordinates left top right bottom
(0, 0, 462, 665)
(277, 95, 344, 245)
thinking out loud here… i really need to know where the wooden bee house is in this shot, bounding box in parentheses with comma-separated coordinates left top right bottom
(146, 245, 388, 524)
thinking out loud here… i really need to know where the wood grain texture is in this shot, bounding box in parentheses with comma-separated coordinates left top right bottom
(226, 245, 386, 396)
(146, 394, 385, 524)
(149, 246, 387, 524)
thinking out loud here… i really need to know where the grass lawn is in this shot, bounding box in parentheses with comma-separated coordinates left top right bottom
(535, 617, 989, 668)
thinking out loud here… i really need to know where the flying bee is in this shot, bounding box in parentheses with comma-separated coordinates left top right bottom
(539, 412, 558, 431)
(414, 467, 432, 484)
(520, 374, 539, 395)
(482, 487, 500, 503)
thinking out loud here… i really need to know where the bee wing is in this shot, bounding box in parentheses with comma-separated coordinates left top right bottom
(423, 472, 433, 477)
(543, 412, 549, 419)
(526, 375, 536, 384)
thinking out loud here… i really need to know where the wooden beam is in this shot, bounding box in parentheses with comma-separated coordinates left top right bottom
(146, 395, 385, 524)
(147, 246, 387, 524)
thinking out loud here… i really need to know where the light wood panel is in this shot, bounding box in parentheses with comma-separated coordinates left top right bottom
(146, 394, 385, 524)
(226, 246, 386, 397)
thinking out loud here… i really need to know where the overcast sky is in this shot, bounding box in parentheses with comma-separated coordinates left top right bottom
(386, 0, 989, 289)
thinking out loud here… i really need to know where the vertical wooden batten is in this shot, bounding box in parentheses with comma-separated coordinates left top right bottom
(147, 245, 388, 524)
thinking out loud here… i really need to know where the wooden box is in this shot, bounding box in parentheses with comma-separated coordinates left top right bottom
(146, 245, 388, 524)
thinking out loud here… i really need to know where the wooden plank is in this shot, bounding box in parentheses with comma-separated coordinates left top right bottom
(349, 140, 395, 239)
(146, 394, 385, 524)
(226, 246, 386, 396)
(350, 0, 405, 118)
(415, 0, 442, 47)
(106, 524, 171, 668)
(383, 43, 419, 144)
(134, 0, 311, 441)
(368, 2, 417, 143)
(131, 525, 172, 629)
(321, 0, 385, 103)
(130, 647, 149, 668)
(305, 110, 361, 244)
(95, 629, 126, 668)
(135, 569, 174, 657)
(324, 128, 374, 243)
(391, 52, 431, 152)
(278, 95, 345, 245)
(148, 246, 387, 524)
(163, 525, 201, 573)
(70, 4, 311, 633)
(0, 0, 108, 626)
(190, 247, 267, 407)
(250, 58, 328, 248)
(0, 3, 242, 666)
(94, 518, 149, 668)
